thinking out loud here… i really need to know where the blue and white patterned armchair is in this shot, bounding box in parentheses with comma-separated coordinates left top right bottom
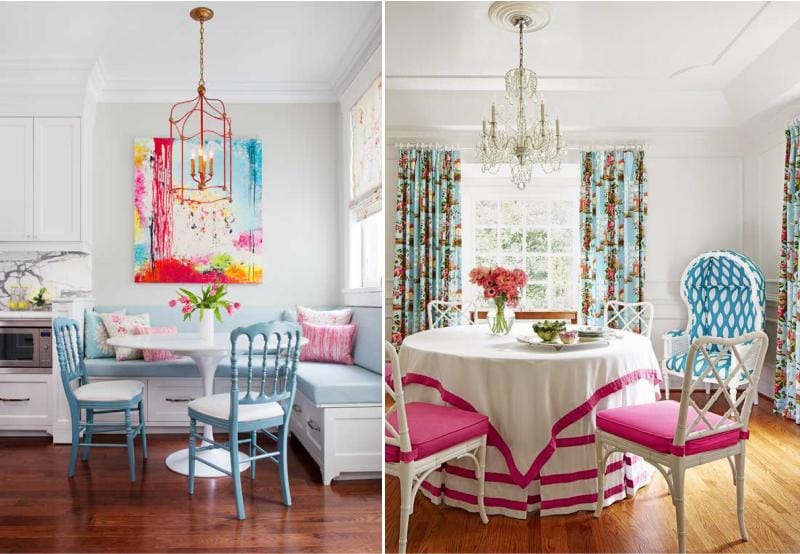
(662, 251, 766, 397)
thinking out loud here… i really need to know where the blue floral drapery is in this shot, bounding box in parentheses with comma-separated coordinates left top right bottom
(776, 124, 800, 423)
(579, 150, 648, 326)
(391, 148, 462, 348)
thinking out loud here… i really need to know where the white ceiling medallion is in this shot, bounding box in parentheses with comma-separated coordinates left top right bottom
(487, 1, 551, 34)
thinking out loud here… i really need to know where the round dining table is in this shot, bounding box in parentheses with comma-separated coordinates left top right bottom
(399, 324, 661, 519)
(107, 332, 308, 478)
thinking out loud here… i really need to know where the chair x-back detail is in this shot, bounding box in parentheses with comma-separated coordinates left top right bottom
(595, 332, 769, 553)
(604, 301, 654, 337)
(426, 301, 476, 329)
(385, 341, 489, 553)
(53, 317, 147, 482)
(663, 251, 766, 399)
(187, 321, 302, 520)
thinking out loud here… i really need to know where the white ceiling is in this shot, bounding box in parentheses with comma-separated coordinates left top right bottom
(0, 1, 381, 102)
(387, 1, 800, 131)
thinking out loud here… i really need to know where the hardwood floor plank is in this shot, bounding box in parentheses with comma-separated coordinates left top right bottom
(385, 394, 800, 553)
(0, 435, 381, 553)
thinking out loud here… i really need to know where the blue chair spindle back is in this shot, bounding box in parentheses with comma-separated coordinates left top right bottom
(229, 321, 302, 420)
(53, 317, 88, 402)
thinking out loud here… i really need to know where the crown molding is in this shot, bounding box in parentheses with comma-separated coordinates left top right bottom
(332, 10, 382, 99)
(98, 79, 338, 103)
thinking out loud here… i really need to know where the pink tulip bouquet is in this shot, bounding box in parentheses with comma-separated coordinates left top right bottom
(169, 282, 240, 322)
(469, 265, 528, 334)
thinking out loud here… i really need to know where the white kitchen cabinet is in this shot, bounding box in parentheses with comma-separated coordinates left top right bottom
(0, 117, 84, 248)
(34, 118, 81, 242)
(0, 118, 34, 241)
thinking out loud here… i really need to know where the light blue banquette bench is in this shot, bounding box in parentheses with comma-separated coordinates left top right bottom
(81, 305, 382, 484)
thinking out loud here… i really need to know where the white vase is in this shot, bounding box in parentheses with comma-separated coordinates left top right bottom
(199, 309, 214, 343)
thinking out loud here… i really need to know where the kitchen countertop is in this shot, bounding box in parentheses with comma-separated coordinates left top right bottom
(0, 311, 53, 319)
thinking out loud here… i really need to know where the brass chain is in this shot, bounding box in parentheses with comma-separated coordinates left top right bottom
(198, 20, 205, 87)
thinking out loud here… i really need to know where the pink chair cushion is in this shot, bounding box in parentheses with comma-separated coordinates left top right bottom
(596, 400, 748, 456)
(385, 402, 489, 463)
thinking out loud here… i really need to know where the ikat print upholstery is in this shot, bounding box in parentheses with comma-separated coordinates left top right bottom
(664, 251, 765, 378)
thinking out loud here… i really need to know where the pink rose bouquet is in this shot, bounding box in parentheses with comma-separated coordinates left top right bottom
(469, 265, 528, 334)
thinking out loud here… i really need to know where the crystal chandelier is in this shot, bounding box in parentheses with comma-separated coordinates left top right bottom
(169, 7, 233, 205)
(477, 9, 566, 190)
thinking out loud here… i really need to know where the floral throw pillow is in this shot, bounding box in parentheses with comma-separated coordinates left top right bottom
(296, 305, 353, 325)
(85, 309, 125, 359)
(100, 313, 150, 361)
(133, 325, 178, 362)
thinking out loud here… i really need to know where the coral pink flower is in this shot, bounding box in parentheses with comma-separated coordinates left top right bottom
(226, 305, 234, 316)
(168, 299, 177, 308)
(233, 302, 241, 309)
(182, 305, 192, 314)
(179, 296, 190, 304)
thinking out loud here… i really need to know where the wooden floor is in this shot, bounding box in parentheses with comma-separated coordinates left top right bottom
(385, 394, 800, 553)
(0, 434, 381, 553)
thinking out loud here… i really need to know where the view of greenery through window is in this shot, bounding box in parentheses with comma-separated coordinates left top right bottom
(470, 198, 578, 310)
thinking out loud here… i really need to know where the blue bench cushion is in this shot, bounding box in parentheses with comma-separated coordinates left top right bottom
(296, 362, 381, 405)
(85, 358, 381, 405)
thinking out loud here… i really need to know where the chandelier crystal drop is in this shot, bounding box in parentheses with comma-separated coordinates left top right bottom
(477, 13, 566, 190)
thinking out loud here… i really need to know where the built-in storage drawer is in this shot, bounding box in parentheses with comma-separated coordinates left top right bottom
(0, 374, 50, 429)
(289, 390, 324, 463)
(147, 379, 204, 423)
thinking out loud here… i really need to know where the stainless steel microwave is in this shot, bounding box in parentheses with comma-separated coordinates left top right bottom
(0, 318, 52, 373)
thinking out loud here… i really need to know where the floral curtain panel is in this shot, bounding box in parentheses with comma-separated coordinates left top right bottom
(391, 148, 462, 348)
(579, 150, 648, 326)
(776, 124, 800, 424)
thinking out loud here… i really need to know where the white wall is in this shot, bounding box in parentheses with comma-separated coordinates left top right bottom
(92, 102, 341, 308)
(739, 102, 800, 397)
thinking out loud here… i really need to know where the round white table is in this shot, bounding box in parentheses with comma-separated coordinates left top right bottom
(107, 332, 307, 478)
(399, 324, 661, 519)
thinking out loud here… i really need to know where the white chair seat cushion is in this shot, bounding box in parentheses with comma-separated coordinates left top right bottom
(188, 392, 285, 422)
(74, 380, 144, 402)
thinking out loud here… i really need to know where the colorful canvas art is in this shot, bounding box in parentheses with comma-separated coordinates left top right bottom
(133, 138, 263, 283)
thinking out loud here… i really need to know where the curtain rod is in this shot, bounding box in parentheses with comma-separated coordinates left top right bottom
(393, 142, 647, 152)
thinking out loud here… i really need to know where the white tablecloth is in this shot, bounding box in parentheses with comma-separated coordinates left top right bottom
(399, 324, 661, 519)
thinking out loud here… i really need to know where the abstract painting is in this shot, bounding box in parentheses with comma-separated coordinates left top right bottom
(133, 137, 263, 283)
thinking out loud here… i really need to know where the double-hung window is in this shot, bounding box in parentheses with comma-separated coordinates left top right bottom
(461, 168, 580, 311)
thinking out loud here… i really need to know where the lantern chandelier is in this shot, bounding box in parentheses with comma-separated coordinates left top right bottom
(477, 2, 566, 190)
(169, 6, 233, 205)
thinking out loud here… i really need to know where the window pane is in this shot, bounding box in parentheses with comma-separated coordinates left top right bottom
(526, 256, 547, 280)
(475, 255, 495, 268)
(551, 200, 574, 226)
(551, 229, 573, 253)
(525, 283, 547, 308)
(526, 202, 548, 226)
(500, 200, 525, 226)
(475, 228, 497, 253)
(553, 284, 570, 309)
(475, 200, 499, 225)
(550, 256, 569, 282)
(526, 229, 548, 252)
(501, 255, 524, 270)
(500, 228, 523, 252)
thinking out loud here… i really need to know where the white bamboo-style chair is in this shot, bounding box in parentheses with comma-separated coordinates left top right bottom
(426, 301, 476, 329)
(594, 331, 769, 553)
(603, 300, 655, 338)
(384, 341, 489, 553)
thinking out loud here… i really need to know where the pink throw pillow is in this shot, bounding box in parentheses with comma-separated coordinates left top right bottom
(296, 305, 353, 325)
(300, 322, 357, 365)
(133, 325, 178, 362)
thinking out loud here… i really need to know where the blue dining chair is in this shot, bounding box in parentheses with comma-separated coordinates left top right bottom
(187, 321, 302, 520)
(53, 317, 148, 482)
